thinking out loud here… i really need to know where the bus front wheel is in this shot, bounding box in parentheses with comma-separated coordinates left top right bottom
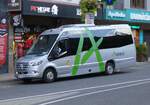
(43, 68, 57, 83)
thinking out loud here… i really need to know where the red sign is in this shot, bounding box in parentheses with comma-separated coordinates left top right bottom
(0, 24, 7, 66)
(0, 34, 7, 65)
(14, 35, 22, 40)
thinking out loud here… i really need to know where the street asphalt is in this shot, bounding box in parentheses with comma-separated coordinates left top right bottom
(0, 62, 150, 105)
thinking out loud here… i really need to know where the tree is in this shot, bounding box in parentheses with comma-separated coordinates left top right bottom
(80, 0, 117, 23)
(80, 0, 97, 22)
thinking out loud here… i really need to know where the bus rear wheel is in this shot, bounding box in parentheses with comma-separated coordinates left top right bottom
(105, 62, 115, 75)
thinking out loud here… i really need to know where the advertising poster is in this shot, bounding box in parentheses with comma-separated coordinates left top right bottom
(0, 24, 8, 73)
(0, 0, 8, 73)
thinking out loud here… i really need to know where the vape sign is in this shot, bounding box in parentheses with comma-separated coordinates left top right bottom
(0, 24, 7, 66)
(8, 0, 22, 11)
(31, 5, 58, 15)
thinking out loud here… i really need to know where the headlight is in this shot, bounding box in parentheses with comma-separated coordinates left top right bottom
(29, 60, 43, 66)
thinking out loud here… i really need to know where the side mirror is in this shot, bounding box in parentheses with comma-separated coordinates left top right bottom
(48, 52, 58, 61)
(51, 50, 59, 58)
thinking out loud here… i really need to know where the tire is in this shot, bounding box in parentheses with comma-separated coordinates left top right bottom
(43, 69, 56, 83)
(105, 62, 115, 75)
(22, 79, 32, 83)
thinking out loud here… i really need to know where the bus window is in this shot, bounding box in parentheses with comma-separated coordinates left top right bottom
(50, 39, 69, 59)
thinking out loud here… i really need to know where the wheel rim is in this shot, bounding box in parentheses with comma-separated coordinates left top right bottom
(47, 71, 54, 80)
(107, 65, 114, 74)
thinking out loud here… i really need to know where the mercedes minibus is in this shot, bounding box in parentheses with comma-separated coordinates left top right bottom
(15, 24, 136, 83)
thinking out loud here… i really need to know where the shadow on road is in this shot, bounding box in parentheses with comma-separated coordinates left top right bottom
(18, 70, 132, 85)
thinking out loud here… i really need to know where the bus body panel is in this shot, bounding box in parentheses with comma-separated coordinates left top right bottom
(15, 24, 136, 80)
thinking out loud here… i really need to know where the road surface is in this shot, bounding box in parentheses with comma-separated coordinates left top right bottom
(0, 63, 150, 105)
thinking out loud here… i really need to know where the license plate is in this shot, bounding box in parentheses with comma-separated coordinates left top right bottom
(18, 74, 25, 78)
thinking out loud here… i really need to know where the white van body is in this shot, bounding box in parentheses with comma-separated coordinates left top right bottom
(15, 24, 136, 82)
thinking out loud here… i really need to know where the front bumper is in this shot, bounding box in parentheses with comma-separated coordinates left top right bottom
(16, 62, 44, 79)
(15, 72, 41, 79)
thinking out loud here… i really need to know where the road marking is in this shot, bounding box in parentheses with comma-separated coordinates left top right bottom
(1, 78, 150, 103)
(0, 86, 13, 89)
(0, 91, 79, 105)
(39, 81, 150, 105)
(0, 83, 14, 89)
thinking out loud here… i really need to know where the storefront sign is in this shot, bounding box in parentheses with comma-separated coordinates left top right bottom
(23, 0, 102, 19)
(0, 24, 7, 66)
(130, 13, 150, 21)
(23, 1, 78, 18)
(130, 11, 150, 21)
(105, 9, 150, 23)
(8, 0, 22, 11)
(107, 10, 126, 18)
(105, 9, 127, 21)
(31, 5, 58, 15)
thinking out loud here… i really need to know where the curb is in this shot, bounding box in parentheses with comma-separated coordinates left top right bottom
(0, 73, 16, 83)
(136, 61, 150, 65)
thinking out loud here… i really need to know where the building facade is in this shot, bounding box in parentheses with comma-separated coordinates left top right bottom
(9, 0, 102, 64)
(105, 0, 150, 57)
(0, 0, 8, 73)
(1, 0, 149, 74)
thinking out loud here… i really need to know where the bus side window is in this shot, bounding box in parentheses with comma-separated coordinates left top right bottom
(67, 38, 80, 56)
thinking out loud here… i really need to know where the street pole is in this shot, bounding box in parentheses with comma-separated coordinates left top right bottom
(8, 14, 14, 74)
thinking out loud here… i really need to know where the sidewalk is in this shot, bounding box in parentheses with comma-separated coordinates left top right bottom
(0, 73, 16, 82)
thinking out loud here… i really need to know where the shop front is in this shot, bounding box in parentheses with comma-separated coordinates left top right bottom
(0, 20, 8, 73)
(0, 0, 8, 73)
(12, 0, 103, 60)
(104, 8, 150, 57)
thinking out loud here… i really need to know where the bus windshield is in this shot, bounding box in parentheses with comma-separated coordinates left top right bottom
(27, 35, 58, 55)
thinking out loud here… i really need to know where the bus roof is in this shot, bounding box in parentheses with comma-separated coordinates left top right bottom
(41, 24, 131, 36)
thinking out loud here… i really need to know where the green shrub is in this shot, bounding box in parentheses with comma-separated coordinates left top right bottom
(136, 43, 148, 62)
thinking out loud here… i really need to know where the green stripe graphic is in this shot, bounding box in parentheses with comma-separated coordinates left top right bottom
(85, 28, 105, 72)
(72, 34, 84, 76)
(71, 28, 105, 76)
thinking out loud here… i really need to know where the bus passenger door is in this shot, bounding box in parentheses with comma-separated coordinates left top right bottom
(49, 39, 72, 77)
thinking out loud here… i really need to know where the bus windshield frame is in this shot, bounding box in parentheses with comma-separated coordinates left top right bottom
(26, 34, 58, 56)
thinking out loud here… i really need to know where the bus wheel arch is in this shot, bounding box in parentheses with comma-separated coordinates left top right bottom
(105, 60, 115, 75)
(43, 67, 57, 83)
